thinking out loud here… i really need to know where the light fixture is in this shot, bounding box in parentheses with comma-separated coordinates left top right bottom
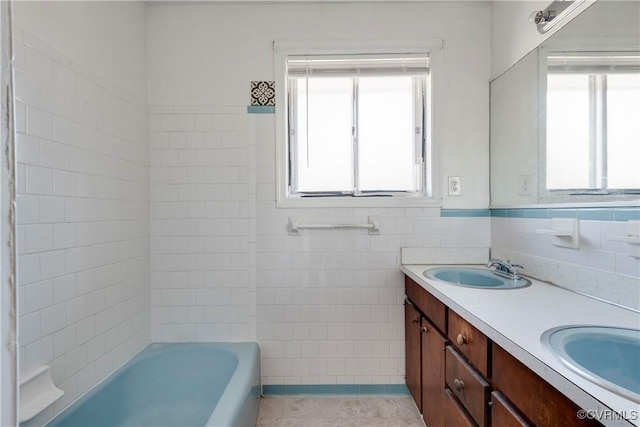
(531, 0, 587, 34)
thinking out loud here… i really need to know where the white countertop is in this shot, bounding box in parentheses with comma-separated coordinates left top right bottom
(401, 264, 640, 427)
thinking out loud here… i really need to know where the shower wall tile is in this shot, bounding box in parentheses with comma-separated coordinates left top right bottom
(14, 28, 150, 424)
(149, 106, 254, 343)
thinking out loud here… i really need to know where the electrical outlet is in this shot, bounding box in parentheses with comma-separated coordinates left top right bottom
(518, 175, 533, 196)
(448, 176, 461, 196)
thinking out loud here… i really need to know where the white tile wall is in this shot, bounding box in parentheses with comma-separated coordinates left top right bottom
(14, 28, 150, 426)
(254, 113, 490, 386)
(149, 106, 254, 344)
(148, 108, 492, 387)
(491, 217, 640, 309)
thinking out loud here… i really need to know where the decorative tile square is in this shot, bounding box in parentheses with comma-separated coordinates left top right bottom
(251, 81, 275, 106)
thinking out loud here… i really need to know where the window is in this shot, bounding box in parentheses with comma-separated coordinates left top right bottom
(545, 51, 640, 194)
(274, 41, 440, 207)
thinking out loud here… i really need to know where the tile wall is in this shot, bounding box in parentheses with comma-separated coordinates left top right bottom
(149, 105, 255, 343)
(491, 216, 640, 309)
(149, 109, 492, 386)
(14, 28, 150, 425)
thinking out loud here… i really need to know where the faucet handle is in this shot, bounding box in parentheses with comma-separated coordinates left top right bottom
(510, 263, 524, 280)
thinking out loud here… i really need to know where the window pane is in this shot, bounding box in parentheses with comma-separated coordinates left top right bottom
(357, 76, 418, 192)
(293, 77, 353, 192)
(606, 73, 640, 189)
(546, 74, 592, 189)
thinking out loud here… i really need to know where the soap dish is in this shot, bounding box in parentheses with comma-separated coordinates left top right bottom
(19, 365, 64, 423)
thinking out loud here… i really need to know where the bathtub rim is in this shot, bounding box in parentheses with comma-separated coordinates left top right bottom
(43, 342, 260, 427)
(205, 342, 261, 427)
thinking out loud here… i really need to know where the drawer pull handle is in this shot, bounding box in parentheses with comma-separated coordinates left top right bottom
(421, 326, 428, 333)
(412, 316, 420, 324)
(456, 333, 467, 346)
(453, 378, 465, 391)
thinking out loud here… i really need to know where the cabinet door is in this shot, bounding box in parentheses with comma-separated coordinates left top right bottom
(405, 300, 422, 412)
(422, 317, 448, 427)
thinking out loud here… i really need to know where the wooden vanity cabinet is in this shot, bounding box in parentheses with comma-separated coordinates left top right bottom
(492, 345, 602, 427)
(404, 274, 604, 427)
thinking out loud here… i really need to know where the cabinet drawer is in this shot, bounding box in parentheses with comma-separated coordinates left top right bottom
(448, 310, 489, 376)
(445, 388, 476, 427)
(492, 345, 602, 427)
(445, 346, 490, 427)
(490, 391, 532, 427)
(405, 276, 446, 332)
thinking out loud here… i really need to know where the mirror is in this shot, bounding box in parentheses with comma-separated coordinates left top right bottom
(490, 1, 640, 207)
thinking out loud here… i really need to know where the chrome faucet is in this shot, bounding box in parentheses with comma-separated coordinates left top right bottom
(485, 259, 524, 280)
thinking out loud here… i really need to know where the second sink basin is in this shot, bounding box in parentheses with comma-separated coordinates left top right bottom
(423, 267, 531, 289)
(542, 326, 640, 403)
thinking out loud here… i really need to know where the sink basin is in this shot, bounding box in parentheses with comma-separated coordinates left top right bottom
(542, 326, 640, 403)
(423, 267, 530, 289)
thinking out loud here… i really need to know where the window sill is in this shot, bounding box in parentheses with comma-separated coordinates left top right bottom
(276, 195, 441, 209)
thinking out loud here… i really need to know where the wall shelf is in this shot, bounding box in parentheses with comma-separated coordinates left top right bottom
(607, 220, 640, 259)
(19, 366, 64, 423)
(536, 218, 579, 249)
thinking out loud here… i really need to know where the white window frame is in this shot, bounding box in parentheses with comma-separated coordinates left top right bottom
(538, 42, 640, 204)
(274, 39, 442, 208)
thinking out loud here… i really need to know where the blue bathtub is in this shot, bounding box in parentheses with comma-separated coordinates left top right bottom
(45, 343, 261, 427)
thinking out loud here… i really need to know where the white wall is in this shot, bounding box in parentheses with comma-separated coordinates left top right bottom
(490, 49, 539, 207)
(148, 2, 491, 208)
(490, 0, 594, 79)
(13, 1, 147, 107)
(12, 2, 150, 425)
(148, 1, 492, 386)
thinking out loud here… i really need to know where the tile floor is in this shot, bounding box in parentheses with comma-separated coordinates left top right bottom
(257, 396, 425, 427)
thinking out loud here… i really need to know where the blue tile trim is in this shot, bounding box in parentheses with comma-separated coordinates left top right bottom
(614, 208, 640, 221)
(247, 105, 275, 114)
(263, 385, 287, 395)
(550, 209, 578, 218)
(490, 207, 639, 222)
(440, 209, 491, 217)
(334, 385, 360, 394)
(262, 384, 409, 396)
(523, 209, 548, 219)
(577, 208, 614, 221)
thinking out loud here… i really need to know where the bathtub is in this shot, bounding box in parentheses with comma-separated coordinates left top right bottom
(45, 342, 260, 427)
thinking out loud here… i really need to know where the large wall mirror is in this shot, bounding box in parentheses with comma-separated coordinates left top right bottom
(490, 1, 640, 207)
